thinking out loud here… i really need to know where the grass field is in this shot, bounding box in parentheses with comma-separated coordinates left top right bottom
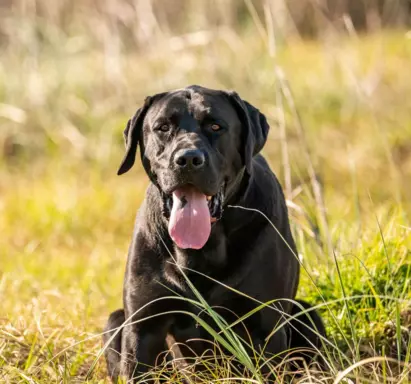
(0, 3, 411, 382)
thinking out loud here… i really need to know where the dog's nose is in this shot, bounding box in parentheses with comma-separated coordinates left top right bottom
(174, 149, 205, 169)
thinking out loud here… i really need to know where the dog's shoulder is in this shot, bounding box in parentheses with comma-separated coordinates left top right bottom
(131, 184, 168, 247)
(247, 154, 289, 222)
(250, 155, 285, 200)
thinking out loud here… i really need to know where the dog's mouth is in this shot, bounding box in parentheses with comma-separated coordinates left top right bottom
(162, 184, 225, 250)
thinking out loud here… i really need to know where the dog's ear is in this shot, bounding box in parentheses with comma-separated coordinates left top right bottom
(117, 96, 153, 175)
(226, 91, 270, 173)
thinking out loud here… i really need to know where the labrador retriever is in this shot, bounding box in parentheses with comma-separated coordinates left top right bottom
(103, 85, 326, 382)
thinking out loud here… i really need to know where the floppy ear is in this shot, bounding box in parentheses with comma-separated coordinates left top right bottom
(226, 91, 270, 173)
(117, 97, 153, 175)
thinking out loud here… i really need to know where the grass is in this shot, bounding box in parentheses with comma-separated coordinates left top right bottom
(1, 2, 411, 382)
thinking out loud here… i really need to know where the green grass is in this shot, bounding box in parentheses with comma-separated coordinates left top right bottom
(1, 4, 411, 382)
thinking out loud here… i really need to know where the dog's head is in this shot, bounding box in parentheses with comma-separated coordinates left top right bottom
(118, 85, 269, 249)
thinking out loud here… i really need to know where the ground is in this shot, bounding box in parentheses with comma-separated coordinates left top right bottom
(0, 20, 410, 383)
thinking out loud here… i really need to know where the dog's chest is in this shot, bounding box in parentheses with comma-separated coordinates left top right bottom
(163, 227, 230, 292)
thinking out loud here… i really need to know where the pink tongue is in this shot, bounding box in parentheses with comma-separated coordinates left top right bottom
(168, 186, 211, 249)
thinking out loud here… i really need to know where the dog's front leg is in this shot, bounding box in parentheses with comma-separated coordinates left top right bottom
(120, 321, 170, 382)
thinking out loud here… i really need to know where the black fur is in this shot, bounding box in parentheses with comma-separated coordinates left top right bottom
(103, 85, 326, 382)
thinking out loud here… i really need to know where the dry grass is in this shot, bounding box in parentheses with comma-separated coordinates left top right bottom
(0, 1, 411, 383)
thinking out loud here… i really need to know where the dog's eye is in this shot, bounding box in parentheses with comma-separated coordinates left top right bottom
(210, 124, 221, 132)
(158, 124, 170, 132)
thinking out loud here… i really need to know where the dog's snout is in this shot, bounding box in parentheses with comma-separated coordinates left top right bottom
(174, 149, 205, 169)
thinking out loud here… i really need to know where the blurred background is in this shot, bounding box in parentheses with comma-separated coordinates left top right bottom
(1, 0, 410, 200)
(0, 1, 410, 382)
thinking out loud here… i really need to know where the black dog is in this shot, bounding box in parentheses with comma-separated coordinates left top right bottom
(103, 85, 326, 382)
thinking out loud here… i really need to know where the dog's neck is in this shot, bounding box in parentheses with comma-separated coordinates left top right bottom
(225, 167, 250, 207)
